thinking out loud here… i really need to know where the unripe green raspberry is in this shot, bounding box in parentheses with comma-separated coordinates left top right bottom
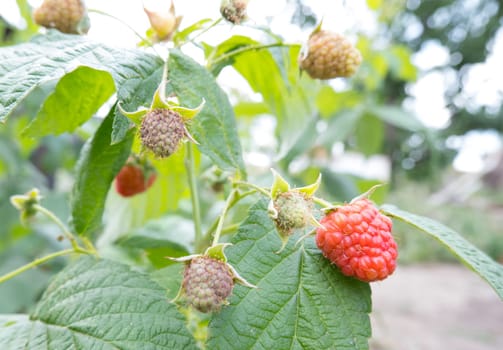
(140, 109, 185, 158)
(273, 191, 313, 235)
(299, 30, 362, 79)
(182, 256, 234, 313)
(33, 0, 89, 34)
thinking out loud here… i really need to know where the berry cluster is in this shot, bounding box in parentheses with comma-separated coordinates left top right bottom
(316, 199, 397, 282)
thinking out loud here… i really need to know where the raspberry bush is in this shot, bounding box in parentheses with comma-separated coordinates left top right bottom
(0, 2, 502, 350)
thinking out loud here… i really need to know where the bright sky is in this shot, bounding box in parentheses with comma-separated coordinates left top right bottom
(1, 0, 502, 173)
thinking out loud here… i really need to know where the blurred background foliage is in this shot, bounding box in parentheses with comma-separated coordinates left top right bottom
(0, 0, 502, 314)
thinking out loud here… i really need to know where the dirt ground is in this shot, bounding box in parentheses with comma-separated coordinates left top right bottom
(369, 264, 503, 350)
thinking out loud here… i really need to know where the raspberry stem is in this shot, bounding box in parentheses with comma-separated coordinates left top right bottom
(186, 143, 204, 252)
(233, 181, 270, 197)
(0, 249, 81, 285)
(207, 43, 297, 70)
(178, 18, 223, 47)
(212, 189, 239, 246)
(33, 204, 97, 254)
(202, 190, 255, 247)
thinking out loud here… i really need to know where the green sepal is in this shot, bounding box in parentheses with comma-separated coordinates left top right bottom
(205, 243, 232, 262)
(167, 254, 201, 263)
(228, 263, 257, 289)
(310, 19, 324, 38)
(296, 174, 321, 198)
(274, 234, 290, 254)
(117, 103, 149, 125)
(171, 99, 206, 121)
(270, 169, 290, 199)
(350, 183, 386, 203)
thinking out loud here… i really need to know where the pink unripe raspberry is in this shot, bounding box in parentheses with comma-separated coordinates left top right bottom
(182, 256, 234, 313)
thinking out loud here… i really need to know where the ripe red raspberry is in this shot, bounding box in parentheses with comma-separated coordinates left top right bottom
(140, 109, 186, 158)
(115, 164, 156, 197)
(182, 256, 234, 313)
(299, 30, 362, 80)
(33, 0, 89, 34)
(316, 199, 397, 282)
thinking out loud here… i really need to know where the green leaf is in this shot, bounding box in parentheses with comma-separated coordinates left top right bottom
(116, 215, 194, 267)
(117, 215, 193, 251)
(315, 86, 362, 119)
(208, 36, 321, 160)
(355, 113, 384, 156)
(70, 111, 134, 236)
(208, 199, 371, 349)
(23, 66, 115, 137)
(0, 256, 198, 349)
(319, 109, 362, 147)
(173, 18, 213, 46)
(167, 49, 246, 175)
(366, 0, 383, 10)
(371, 106, 424, 132)
(381, 205, 503, 300)
(150, 264, 184, 300)
(0, 31, 163, 125)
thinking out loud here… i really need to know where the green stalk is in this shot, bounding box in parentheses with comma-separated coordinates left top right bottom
(184, 18, 223, 45)
(212, 189, 238, 246)
(0, 249, 76, 285)
(33, 204, 97, 254)
(208, 43, 295, 69)
(202, 189, 255, 246)
(185, 143, 203, 252)
(312, 196, 334, 209)
(233, 181, 271, 197)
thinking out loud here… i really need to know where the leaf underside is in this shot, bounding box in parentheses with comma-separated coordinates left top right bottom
(382, 205, 503, 300)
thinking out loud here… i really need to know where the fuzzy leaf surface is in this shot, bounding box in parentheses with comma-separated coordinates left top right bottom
(70, 112, 134, 236)
(0, 256, 197, 349)
(208, 199, 371, 350)
(0, 31, 163, 125)
(382, 205, 503, 300)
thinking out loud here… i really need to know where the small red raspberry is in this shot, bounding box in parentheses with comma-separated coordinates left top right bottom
(115, 164, 156, 198)
(140, 109, 186, 158)
(273, 191, 313, 236)
(299, 30, 362, 80)
(33, 0, 89, 34)
(182, 256, 234, 313)
(316, 199, 397, 282)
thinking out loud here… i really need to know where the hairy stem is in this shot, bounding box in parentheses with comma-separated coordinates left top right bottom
(202, 189, 255, 246)
(233, 181, 271, 197)
(212, 189, 238, 246)
(34, 204, 81, 251)
(313, 196, 334, 209)
(185, 143, 203, 252)
(0, 249, 77, 285)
